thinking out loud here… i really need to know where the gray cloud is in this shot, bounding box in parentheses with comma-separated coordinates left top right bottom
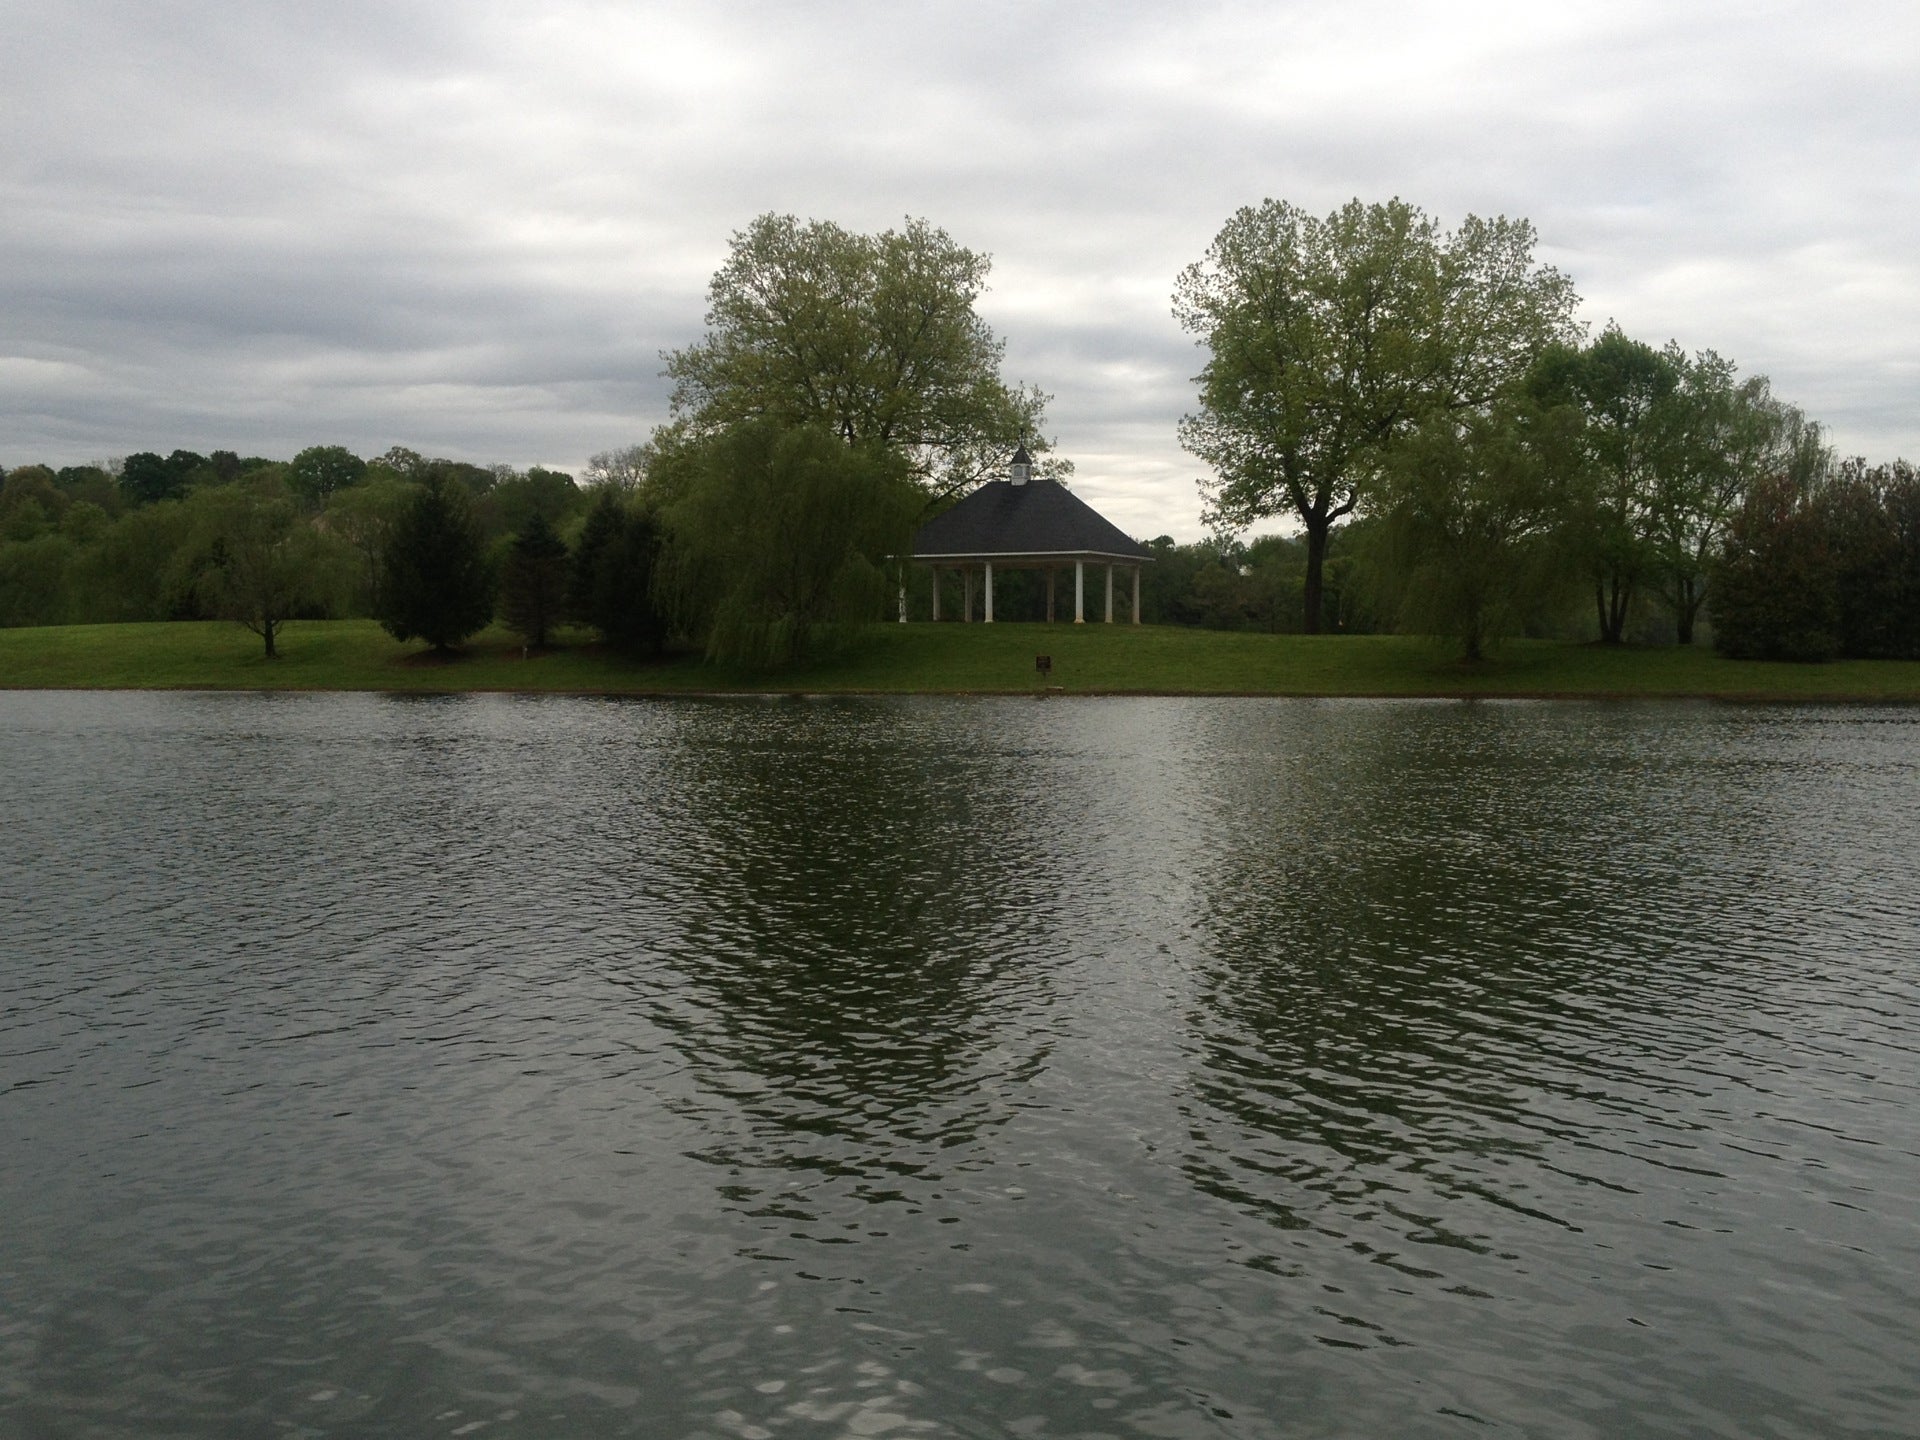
(3, 0, 1915, 538)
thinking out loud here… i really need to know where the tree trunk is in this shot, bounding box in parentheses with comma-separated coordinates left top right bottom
(263, 619, 277, 659)
(1596, 573, 1631, 643)
(1303, 522, 1329, 634)
(1675, 576, 1699, 645)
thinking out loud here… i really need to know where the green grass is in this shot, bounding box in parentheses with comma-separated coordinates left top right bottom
(3, 618, 1920, 700)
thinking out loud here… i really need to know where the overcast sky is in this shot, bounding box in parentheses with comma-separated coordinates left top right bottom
(4, 0, 1915, 540)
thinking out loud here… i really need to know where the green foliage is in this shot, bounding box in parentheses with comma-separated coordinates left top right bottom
(1175, 197, 1580, 632)
(499, 513, 571, 650)
(568, 489, 668, 655)
(60, 501, 111, 546)
(1707, 458, 1920, 662)
(323, 475, 415, 616)
(1378, 399, 1578, 660)
(2, 467, 67, 542)
(119, 449, 220, 507)
(1534, 329, 1682, 643)
(664, 421, 920, 666)
(83, 501, 201, 620)
(378, 471, 496, 651)
(0, 444, 587, 633)
(483, 466, 581, 541)
(1711, 474, 1841, 661)
(1533, 330, 1822, 644)
(55, 465, 121, 514)
(287, 445, 369, 510)
(0, 534, 78, 626)
(191, 483, 343, 658)
(665, 213, 1058, 498)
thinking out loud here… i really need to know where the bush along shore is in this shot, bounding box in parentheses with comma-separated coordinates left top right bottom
(4, 619, 1920, 701)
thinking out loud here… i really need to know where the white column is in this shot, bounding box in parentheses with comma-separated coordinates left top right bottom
(1132, 565, 1142, 625)
(898, 580, 907, 623)
(931, 566, 941, 622)
(1074, 561, 1084, 623)
(1105, 563, 1114, 623)
(984, 562, 994, 623)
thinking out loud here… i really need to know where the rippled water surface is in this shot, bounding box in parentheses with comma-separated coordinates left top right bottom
(3, 691, 1918, 1438)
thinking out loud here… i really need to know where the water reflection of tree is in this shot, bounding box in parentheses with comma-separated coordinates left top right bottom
(1178, 702, 1765, 1266)
(618, 701, 1064, 1218)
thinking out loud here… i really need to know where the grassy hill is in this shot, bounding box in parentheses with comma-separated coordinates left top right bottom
(3, 619, 1919, 700)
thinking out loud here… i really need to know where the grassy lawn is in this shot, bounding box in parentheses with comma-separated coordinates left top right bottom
(3, 618, 1919, 700)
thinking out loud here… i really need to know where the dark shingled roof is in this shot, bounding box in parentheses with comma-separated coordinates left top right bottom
(912, 480, 1149, 560)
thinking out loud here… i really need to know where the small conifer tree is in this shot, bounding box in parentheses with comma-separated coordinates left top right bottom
(379, 470, 495, 652)
(500, 512, 570, 649)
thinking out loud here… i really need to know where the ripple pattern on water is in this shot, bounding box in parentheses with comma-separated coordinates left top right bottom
(3, 692, 1918, 1439)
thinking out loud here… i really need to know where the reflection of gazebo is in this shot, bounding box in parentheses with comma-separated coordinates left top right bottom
(909, 446, 1150, 623)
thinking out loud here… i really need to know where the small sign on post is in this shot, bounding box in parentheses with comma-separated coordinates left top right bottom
(1035, 654, 1052, 678)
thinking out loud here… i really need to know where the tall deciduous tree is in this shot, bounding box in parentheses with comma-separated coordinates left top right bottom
(665, 214, 1059, 499)
(1530, 328, 1679, 643)
(1646, 358, 1822, 644)
(1175, 198, 1580, 632)
(378, 470, 495, 652)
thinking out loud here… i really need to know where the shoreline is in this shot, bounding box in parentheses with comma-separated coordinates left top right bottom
(5, 620, 1920, 705)
(6, 682, 1917, 705)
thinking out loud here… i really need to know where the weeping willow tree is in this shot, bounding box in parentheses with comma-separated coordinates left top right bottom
(663, 420, 921, 666)
(1376, 397, 1581, 661)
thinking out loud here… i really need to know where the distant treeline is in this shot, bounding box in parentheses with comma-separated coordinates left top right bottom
(0, 425, 920, 666)
(0, 445, 590, 634)
(4, 433, 1918, 664)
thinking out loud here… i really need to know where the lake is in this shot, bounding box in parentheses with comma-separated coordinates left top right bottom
(2, 691, 1917, 1438)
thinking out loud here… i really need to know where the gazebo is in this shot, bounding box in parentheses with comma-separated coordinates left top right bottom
(907, 446, 1151, 623)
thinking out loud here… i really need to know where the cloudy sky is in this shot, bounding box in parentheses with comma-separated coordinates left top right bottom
(4, 0, 1915, 539)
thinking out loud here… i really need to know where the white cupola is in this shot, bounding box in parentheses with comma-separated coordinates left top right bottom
(1009, 443, 1032, 486)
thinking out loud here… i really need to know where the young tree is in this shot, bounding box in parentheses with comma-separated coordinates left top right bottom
(665, 214, 1060, 499)
(664, 421, 920, 665)
(378, 470, 495, 652)
(499, 512, 570, 650)
(195, 485, 339, 658)
(1175, 198, 1580, 632)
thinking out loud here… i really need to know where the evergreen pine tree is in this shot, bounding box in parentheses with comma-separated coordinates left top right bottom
(569, 487, 623, 627)
(500, 512, 570, 649)
(570, 488, 667, 654)
(379, 471, 495, 651)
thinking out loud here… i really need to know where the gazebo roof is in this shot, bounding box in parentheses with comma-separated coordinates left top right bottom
(912, 480, 1149, 561)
